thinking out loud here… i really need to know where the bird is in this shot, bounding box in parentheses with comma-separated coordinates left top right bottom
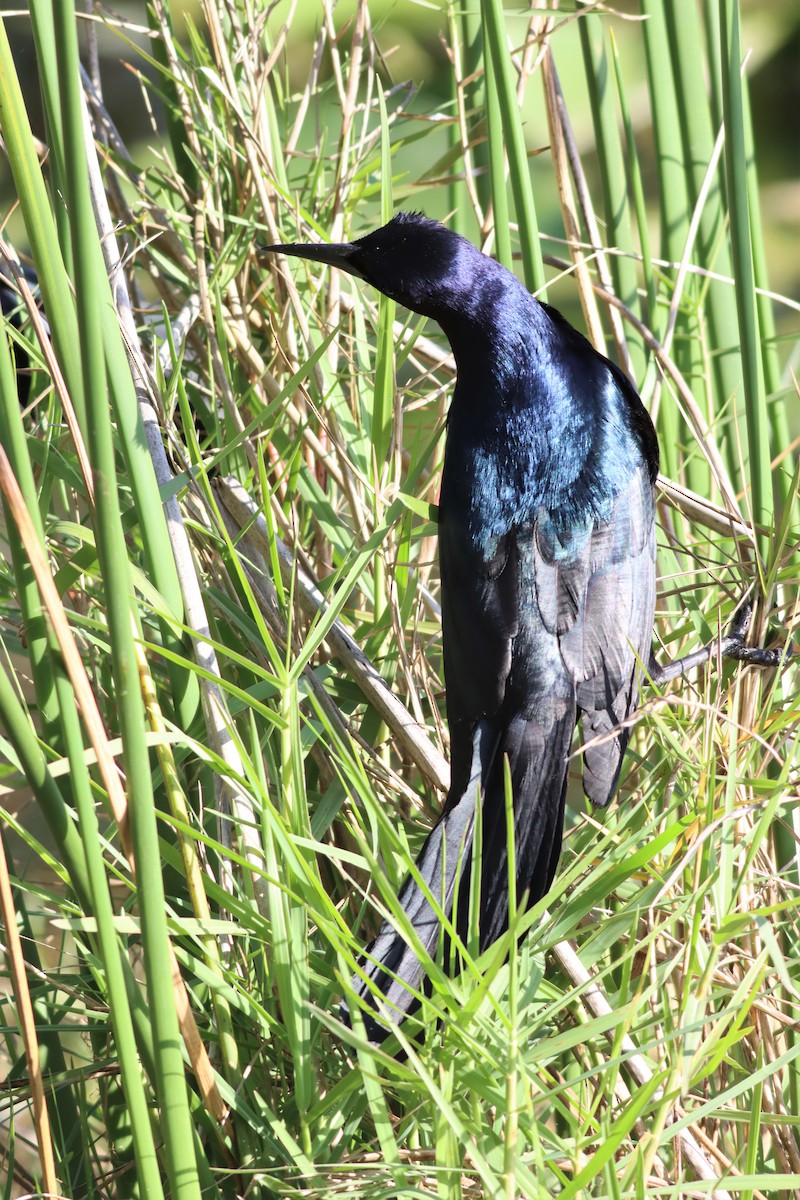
(1, 261, 42, 408)
(260, 212, 780, 1042)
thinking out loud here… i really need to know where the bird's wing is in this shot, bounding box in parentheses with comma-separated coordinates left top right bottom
(437, 510, 577, 946)
(437, 522, 520, 783)
(432, 456, 655, 960)
(533, 462, 657, 807)
(439, 458, 655, 810)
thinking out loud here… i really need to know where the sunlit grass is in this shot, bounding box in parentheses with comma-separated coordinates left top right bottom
(0, 1, 798, 1197)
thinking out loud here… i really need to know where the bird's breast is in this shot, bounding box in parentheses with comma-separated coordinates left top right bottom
(441, 409, 594, 562)
(441, 346, 657, 561)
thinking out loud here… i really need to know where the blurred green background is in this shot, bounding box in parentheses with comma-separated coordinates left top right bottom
(2, 0, 798, 329)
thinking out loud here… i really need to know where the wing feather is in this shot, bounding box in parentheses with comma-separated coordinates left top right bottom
(538, 465, 656, 807)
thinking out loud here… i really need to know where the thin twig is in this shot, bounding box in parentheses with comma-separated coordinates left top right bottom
(215, 475, 450, 794)
(0, 834, 59, 1196)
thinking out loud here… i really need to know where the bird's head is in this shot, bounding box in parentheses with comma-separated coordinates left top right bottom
(260, 212, 493, 322)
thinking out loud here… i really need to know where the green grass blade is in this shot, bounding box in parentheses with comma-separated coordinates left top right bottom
(579, 10, 644, 376)
(485, 42, 512, 271)
(480, 0, 545, 295)
(719, 0, 773, 564)
(48, 2, 202, 1193)
(0, 15, 84, 423)
(372, 82, 396, 478)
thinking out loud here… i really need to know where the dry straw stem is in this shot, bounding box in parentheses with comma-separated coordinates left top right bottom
(543, 47, 632, 372)
(0, 834, 58, 1195)
(540, 41, 614, 363)
(446, 18, 486, 231)
(0, 445, 228, 1131)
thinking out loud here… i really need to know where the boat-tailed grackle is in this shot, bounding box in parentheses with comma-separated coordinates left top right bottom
(261, 213, 787, 1042)
(1, 258, 44, 409)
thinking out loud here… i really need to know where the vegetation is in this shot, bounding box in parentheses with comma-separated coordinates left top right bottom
(0, 1, 797, 1196)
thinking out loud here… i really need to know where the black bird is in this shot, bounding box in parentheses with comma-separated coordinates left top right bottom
(1, 262, 42, 408)
(261, 213, 780, 1040)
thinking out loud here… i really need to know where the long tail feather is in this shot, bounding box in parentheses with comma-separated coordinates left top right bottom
(473, 711, 574, 950)
(341, 729, 490, 1039)
(342, 711, 574, 1041)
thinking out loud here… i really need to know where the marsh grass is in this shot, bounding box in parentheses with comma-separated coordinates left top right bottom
(0, 1, 798, 1197)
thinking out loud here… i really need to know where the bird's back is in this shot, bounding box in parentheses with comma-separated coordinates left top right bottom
(438, 298, 657, 943)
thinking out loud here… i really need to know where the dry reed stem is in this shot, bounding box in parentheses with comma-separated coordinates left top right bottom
(0, 834, 58, 1195)
(0, 445, 229, 1128)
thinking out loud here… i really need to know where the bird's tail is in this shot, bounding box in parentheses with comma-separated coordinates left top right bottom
(473, 710, 574, 951)
(342, 711, 574, 1041)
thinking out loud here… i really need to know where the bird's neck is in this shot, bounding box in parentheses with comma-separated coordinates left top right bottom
(440, 289, 556, 416)
(441, 292, 548, 395)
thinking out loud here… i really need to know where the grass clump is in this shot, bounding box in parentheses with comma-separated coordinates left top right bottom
(0, 2, 798, 1196)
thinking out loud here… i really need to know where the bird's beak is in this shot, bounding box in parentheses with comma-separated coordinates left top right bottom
(258, 239, 367, 280)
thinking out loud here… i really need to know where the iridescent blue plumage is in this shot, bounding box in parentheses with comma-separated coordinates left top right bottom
(263, 212, 660, 1041)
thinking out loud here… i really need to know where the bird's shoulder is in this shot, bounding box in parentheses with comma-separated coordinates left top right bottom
(439, 463, 656, 743)
(538, 301, 659, 484)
